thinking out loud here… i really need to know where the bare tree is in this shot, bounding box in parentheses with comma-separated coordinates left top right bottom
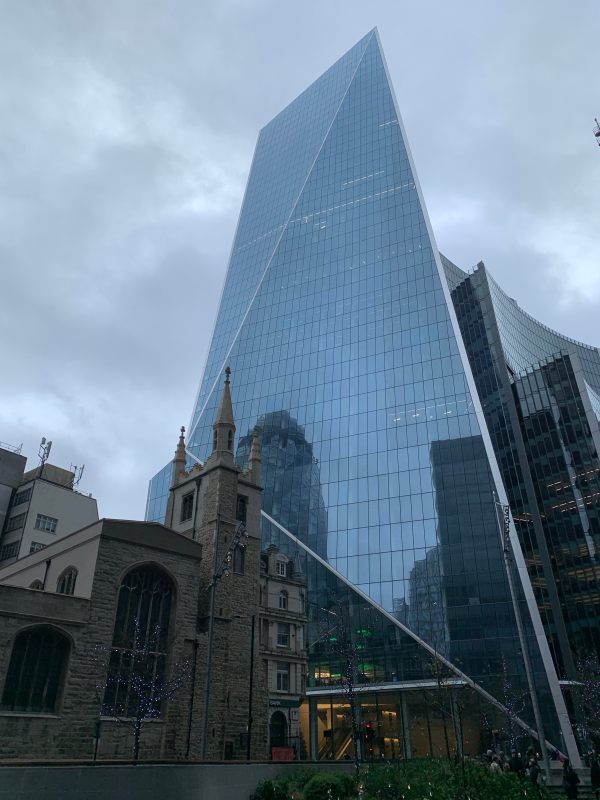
(573, 655, 600, 754)
(94, 618, 190, 762)
(316, 594, 362, 782)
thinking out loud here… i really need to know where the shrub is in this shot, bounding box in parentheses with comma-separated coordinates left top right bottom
(303, 771, 355, 800)
(251, 778, 287, 800)
(277, 767, 318, 795)
(362, 759, 552, 800)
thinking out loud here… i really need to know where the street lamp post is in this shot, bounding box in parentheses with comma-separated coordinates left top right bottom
(246, 614, 256, 760)
(201, 513, 249, 760)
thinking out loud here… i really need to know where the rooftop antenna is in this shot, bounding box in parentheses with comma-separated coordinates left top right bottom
(594, 118, 600, 147)
(38, 437, 52, 469)
(69, 464, 85, 490)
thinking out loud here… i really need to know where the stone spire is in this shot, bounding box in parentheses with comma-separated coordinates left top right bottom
(212, 367, 236, 461)
(216, 367, 235, 427)
(248, 427, 262, 485)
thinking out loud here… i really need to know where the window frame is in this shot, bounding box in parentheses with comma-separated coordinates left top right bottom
(180, 492, 194, 523)
(0, 542, 19, 561)
(276, 622, 290, 648)
(278, 590, 288, 610)
(275, 559, 287, 577)
(233, 545, 245, 575)
(56, 567, 78, 595)
(12, 487, 32, 507)
(276, 662, 290, 692)
(0, 626, 70, 714)
(102, 564, 175, 720)
(35, 514, 58, 533)
(5, 513, 26, 533)
(236, 494, 248, 525)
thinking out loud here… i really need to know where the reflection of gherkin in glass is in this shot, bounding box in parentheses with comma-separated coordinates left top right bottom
(147, 30, 580, 759)
(236, 411, 328, 560)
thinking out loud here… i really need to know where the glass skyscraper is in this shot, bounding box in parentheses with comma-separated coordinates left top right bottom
(147, 30, 587, 762)
(444, 258, 600, 683)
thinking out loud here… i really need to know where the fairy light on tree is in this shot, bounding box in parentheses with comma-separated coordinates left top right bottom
(497, 655, 528, 750)
(89, 564, 192, 762)
(317, 591, 364, 783)
(573, 655, 600, 752)
(94, 618, 190, 762)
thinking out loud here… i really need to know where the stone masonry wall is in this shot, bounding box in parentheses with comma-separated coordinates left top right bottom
(193, 462, 268, 760)
(0, 530, 203, 762)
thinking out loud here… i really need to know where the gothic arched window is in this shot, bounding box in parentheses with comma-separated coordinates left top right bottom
(56, 567, 77, 595)
(227, 429, 234, 451)
(279, 590, 288, 610)
(102, 565, 174, 718)
(233, 546, 245, 575)
(1, 627, 69, 713)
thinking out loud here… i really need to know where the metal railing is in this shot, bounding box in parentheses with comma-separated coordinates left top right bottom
(0, 440, 23, 454)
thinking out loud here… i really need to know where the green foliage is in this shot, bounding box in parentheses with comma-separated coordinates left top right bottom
(252, 760, 550, 800)
(303, 771, 355, 800)
(277, 768, 318, 794)
(251, 778, 287, 800)
(252, 769, 321, 800)
(361, 758, 552, 800)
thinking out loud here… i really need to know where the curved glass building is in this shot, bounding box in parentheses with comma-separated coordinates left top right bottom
(444, 257, 600, 680)
(146, 30, 596, 761)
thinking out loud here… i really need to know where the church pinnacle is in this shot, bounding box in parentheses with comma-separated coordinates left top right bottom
(212, 367, 236, 457)
(248, 427, 261, 484)
(169, 425, 187, 495)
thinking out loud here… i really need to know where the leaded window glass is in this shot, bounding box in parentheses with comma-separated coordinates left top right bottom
(1, 627, 69, 713)
(56, 567, 77, 595)
(102, 565, 173, 718)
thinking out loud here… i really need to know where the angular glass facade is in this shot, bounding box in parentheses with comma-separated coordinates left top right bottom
(445, 258, 600, 681)
(148, 31, 581, 759)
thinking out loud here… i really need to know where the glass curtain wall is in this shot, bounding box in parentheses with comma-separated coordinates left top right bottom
(147, 31, 573, 753)
(445, 259, 600, 680)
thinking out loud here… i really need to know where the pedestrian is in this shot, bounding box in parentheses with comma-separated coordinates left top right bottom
(562, 758, 580, 799)
(490, 756, 503, 775)
(509, 749, 525, 776)
(528, 757, 541, 786)
(590, 756, 600, 800)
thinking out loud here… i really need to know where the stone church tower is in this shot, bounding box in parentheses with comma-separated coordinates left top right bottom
(168, 368, 267, 760)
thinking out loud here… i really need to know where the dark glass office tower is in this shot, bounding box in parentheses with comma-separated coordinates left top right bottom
(147, 31, 581, 760)
(444, 258, 600, 684)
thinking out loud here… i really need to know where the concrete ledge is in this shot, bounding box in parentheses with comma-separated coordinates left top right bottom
(0, 762, 353, 800)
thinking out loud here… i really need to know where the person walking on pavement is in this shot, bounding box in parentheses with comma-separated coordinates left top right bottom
(509, 749, 525, 776)
(490, 756, 503, 775)
(528, 757, 541, 787)
(562, 758, 580, 799)
(590, 756, 600, 800)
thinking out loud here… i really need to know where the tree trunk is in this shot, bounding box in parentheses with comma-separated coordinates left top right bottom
(133, 710, 143, 762)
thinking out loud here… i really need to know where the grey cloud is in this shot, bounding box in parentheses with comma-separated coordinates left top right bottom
(1, 0, 598, 519)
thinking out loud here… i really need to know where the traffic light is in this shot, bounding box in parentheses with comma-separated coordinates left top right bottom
(363, 721, 375, 743)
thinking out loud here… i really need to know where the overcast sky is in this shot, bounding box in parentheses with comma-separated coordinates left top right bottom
(1, 0, 599, 520)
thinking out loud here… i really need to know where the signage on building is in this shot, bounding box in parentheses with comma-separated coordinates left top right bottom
(271, 746, 295, 761)
(269, 698, 300, 708)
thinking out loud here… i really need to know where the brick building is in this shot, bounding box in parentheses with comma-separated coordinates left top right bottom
(0, 371, 269, 762)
